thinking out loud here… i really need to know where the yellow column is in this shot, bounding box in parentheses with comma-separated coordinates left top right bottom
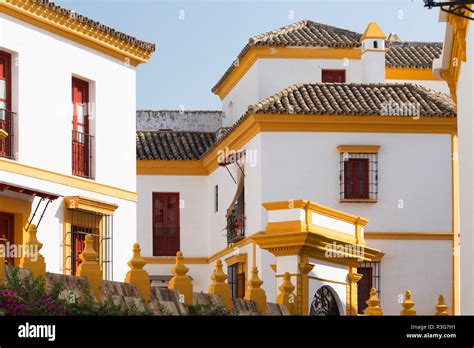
(298, 258, 314, 315)
(76, 234, 103, 301)
(364, 288, 383, 316)
(347, 267, 363, 316)
(276, 272, 297, 315)
(18, 224, 46, 279)
(208, 259, 232, 310)
(168, 251, 193, 305)
(435, 295, 449, 316)
(125, 243, 150, 302)
(400, 291, 416, 316)
(245, 266, 267, 315)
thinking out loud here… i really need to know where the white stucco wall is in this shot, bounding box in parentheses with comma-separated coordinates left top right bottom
(0, 13, 139, 280)
(386, 79, 450, 94)
(368, 239, 452, 315)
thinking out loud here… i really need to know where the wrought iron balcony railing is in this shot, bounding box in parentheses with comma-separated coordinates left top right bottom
(226, 211, 245, 245)
(0, 109, 16, 160)
(72, 130, 94, 179)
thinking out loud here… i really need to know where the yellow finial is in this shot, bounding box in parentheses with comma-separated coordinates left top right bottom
(125, 243, 150, 302)
(435, 295, 449, 316)
(19, 224, 46, 279)
(364, 288, 383, 316)
(400, 291, 416, 316)
(244, 266, 267, 315)
(208, 259, 232, 310)
(361, 22, 386, 41)
(168, 251, 193, 305)
(77, 234, 103, 301)
(276, 272, 296, 315)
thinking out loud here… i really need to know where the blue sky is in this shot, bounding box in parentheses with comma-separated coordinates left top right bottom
(55, 0, 445, 111)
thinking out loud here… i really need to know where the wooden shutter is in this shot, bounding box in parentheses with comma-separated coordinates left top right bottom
(153, 192, 180, 256)
(357, 267, 373, 314)
(322, 69, 346, 83)
(344, 158, 369, 199)
(72, 78, 90, 177)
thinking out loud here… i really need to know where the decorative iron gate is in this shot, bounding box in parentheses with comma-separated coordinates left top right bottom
(309, 286, 341, 316)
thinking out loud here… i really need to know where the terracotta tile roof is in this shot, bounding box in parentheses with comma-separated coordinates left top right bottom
(136, 131, 216, 160)
(31, 0, 155, 52)
(386, 41, 443, 68)
(212, 20, 362, 93)
(247, 83, 455, 117)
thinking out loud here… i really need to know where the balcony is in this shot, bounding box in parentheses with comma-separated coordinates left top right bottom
(72, 130, 94, 179)
(0, 109, 16, 160)
(226, 209, 245, 245)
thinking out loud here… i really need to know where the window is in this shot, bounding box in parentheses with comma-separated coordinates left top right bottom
(72, 77, 94, 179)
(214, 185, 219, 213)
(357, 262, 381, 314)
(322, 69, 346, 83)
(152, 192, 180, 256)
(0, 51, 14, 159)
(226, 176, 245, 245)
(64, 204, 114, 280)
(338, 146, 379, 202)
(226, 255, 247, 299)
(373, 41, 378, 49)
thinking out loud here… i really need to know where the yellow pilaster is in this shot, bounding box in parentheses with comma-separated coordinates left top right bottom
(18, 224, 46, 279)
(244, 266, 267, 315)
(124, 243, 150, 302)
(400, 291, 416, 316)
(347, 267, 363, 316)
(364, 288, 383, 316)
(168, 251, 193, 305)
(76, 234, 103, 301)
(276, 272, 297, 315)
(298, 258, 314, 315)
(208, 259, 233, 310)
(435, 295, 449, 316)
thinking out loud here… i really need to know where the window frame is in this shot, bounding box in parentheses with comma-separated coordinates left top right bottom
(321, 69, 346, 83)
(214, 184, 219, 213)
(152, 192, 180, 256)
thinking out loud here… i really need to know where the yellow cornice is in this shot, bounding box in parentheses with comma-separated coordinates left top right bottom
(364, 232, 453, 240)
(213, 46, 362, 99)
(224, 253, 248, 266)
(0, 0, 153, 66)
(385, 68, 438, 81)
(137, 114, 457, 176)
(337, 145, 380, 153)
(65, 196, 118, 216)
(0, 159, 137, 202)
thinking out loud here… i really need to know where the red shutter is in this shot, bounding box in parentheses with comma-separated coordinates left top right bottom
(357, 267, 373, 314)
(153, 192, 180, 256)
(0, 51, 11, 158)
(72, 78, 90, 177)
(71, 226, 91, 275)
(322, 69, 346, 83)
(344, 158, 369, 199)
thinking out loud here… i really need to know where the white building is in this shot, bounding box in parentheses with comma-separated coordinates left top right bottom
(137, 20, 456, 315)
(433, 4, 472, 315)
(0, 0, 154, 281)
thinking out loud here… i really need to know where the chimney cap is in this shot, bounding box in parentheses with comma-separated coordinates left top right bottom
(361, 22, 387, 41)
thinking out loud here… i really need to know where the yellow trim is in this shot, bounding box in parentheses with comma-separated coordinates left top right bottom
(224, 253, 247, 267)
(440, 14, 470, 102)
(214, 46, 362, 99)
(386, 68, 438, 81)
(452, 133, 460, 315)
(337, 145, 380, 153)
(307, 275, 348, 286)
(0, 159, 137, 202)
(137, 114, 456, 176)
(0, 0, 153, 66)
(360, 22, 386, 41)
(137, 160, 207, 176)
(364, 232, 453, 240)
(0, 195, 32, 266)
(64, 196, 118, 216)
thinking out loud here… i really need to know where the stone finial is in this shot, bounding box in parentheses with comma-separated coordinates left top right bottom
(18, 224, 46, 279)
(435, 295, 449, 316)
(400, 291, 416, 316)
(276, 272, 296, 315)
(244, 266, 267, 315)
(125, 243, 150, 302)
(208, 259, 232, 310)
(364, 288, 383, 316)
(76, 234, 103, 301)
(168, 251, 193, 305)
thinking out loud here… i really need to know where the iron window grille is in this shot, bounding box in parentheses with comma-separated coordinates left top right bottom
(64, 208, 113, 280)
(357, 262, 381, 314)
(227, 264, 245, 299)
(72, 130, 94, 179)
(339, 152, 378, 201)
(0, 109, 16, 160)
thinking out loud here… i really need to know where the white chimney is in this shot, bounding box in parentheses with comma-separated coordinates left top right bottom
(360, 22, 387, 83)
